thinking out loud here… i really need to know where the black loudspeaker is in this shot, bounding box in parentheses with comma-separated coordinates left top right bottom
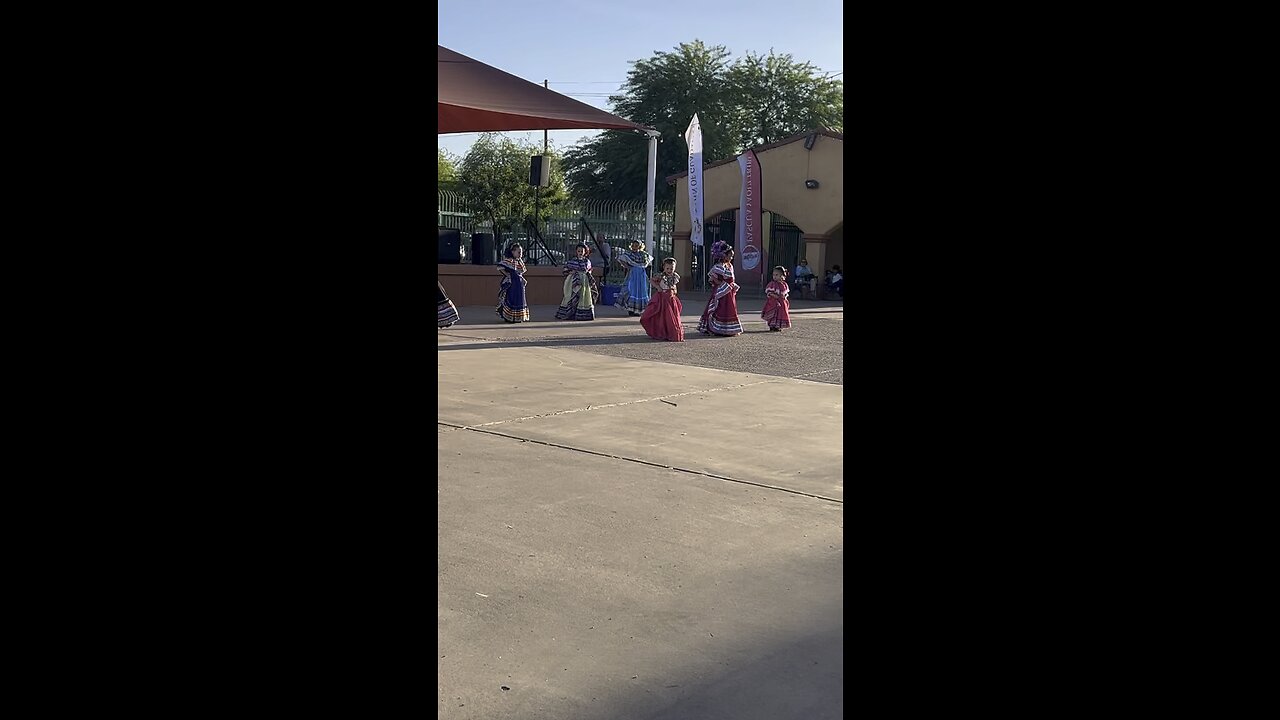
(472, 233, 495, 265)
(438, 228, 461, 264)
(529, 155, 550, 187)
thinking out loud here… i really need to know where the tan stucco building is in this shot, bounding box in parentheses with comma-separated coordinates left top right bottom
(668, 128, 843, 288)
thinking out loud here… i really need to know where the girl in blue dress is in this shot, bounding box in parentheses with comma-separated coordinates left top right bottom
(496, 243, 530, 323)
(613, 239, 653, 316)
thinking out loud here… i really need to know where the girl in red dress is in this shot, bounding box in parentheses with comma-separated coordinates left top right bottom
(762, 266, 792, 331)
(640, 257, 684, 341)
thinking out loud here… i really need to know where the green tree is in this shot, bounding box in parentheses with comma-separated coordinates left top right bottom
(458, 134, 568, 236)
(563, 41, 737, 205)
(561, 41, 843, 204)
(438, 148, 458, 183)
(726, 51, 843, 149)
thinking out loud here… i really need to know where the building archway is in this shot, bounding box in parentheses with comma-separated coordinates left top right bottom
(688, 209, 738, 290)
(822, 222, 844, 280)
(765, 211, 807, 284)
(686, 208, 808, 294)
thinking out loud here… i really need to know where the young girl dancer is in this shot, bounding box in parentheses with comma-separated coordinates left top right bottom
(696, 241, 743, 336)
(639, 257, 684, 341)
(496, 243, 530, 323)
(614, 239, 652, 316)
(555, 243, 596, 321)
(762, 265, 792, 331)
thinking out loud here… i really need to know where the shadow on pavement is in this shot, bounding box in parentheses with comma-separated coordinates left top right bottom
(587, 553, 844, 720)
(629, 626, 844, 720)
(438, 550, 844, 720)
(437, 331, 771, 350)
(438, 335, 662, 350)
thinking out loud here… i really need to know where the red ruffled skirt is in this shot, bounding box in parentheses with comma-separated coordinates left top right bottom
(640, 290, 684, 341)
(762, 296, 791, 329)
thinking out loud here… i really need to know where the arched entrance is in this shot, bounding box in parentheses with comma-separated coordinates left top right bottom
(689, 210, 737, 291)
(823, 222, 844, 277)
(687, 209, 807, 294)
(767, 212, 806, 282)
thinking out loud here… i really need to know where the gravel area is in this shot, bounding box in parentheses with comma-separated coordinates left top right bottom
(439, 288, 844, 385)
(568, 316, 843, 385)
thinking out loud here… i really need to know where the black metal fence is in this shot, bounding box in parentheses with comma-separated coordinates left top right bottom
(440, 191, 807, 296)
(438, 190, 674, 286)
(769, 216, 805, 279)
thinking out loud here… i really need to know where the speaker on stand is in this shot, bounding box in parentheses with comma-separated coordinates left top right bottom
(438, 228, 461, 264)
(529, 155, 551, 187)
(472, 233, 495, 265)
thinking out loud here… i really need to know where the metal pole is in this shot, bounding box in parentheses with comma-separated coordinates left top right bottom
(539, 81, 549, 257)
(644, 131, 658, 260)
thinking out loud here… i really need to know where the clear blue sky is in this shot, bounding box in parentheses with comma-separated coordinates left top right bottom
(438, 0, 843, 160)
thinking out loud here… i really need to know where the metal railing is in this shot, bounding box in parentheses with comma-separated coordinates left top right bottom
(442, 191, 813, 302)
(438, 190, 675, 286)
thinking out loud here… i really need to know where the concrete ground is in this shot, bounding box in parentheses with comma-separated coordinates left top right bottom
(438, 293, 844, 719)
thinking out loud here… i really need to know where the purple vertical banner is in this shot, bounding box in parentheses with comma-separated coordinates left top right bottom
(735, 150, 764, 290)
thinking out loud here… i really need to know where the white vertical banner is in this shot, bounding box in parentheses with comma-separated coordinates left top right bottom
(684, 114, 704, 246)
(645, 132, 657, 256)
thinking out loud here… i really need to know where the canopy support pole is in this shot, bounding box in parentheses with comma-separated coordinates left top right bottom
(644, 130, 659, 258)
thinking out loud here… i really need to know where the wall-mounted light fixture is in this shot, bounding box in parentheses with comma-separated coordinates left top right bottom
(805, 179, 820, 189)
(803, 133, 818, 150)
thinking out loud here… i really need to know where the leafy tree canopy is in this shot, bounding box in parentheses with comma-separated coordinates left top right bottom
(438, 148, 458, 183)
(562, 40, 843, 204)
(457, 134, 568, 233)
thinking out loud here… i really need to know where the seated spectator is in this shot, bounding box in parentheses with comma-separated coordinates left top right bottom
(826, 265, 843, 298)
(792, 258, 817, 299)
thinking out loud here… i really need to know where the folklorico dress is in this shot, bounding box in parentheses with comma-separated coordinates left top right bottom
(639, 270, 684, 342)
(438, 281, 460, 329)
(496, 257, 530, 323)
(555, 257, 596, 321)
(697, 261, 743, 336)
(614, 247, 653, 314)
(762, 279, 792, 330)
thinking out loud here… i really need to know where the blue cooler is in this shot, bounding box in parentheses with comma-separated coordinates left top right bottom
(602, 284, 622, 306)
